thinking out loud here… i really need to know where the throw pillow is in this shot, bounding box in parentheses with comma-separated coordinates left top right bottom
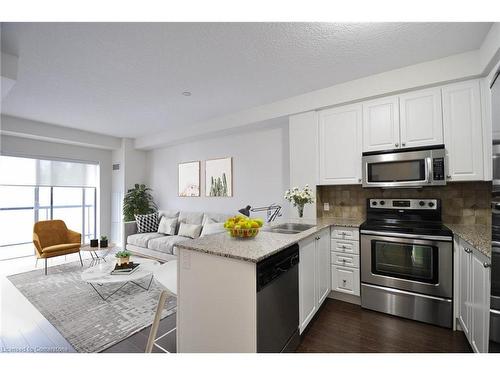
(157, 216, 178, 235)
(178, 223, 202, 239)
(135, 212, 159, 233)
(200, 222, 225, 237)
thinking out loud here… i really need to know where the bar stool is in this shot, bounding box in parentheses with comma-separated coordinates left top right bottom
(145, 260, 177, 353)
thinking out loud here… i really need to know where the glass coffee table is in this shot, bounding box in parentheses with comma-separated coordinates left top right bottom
(80, 243, 118, 267)
(81, 257, 160, 301)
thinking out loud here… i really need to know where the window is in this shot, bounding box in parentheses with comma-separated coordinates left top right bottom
(0, 155, 99, 260)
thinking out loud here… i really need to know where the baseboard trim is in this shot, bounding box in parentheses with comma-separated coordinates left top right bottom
(328, 291, 361, 305)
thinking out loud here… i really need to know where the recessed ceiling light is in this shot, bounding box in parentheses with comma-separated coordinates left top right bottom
(182, 91, 192, 96)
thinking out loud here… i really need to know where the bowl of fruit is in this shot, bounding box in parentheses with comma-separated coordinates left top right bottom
(224, 215, 264, 238)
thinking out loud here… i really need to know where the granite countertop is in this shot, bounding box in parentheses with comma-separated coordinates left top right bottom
(175, 217, 363, 263)
(445, 223, 491, 258)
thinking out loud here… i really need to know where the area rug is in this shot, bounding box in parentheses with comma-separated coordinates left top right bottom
(7, 260, 176, 353)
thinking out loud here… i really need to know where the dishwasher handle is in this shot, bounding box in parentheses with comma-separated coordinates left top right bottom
(257, 244, 299, 291)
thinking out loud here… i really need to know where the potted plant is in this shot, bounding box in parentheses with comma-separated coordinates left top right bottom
(115, 250, 131, 266)
(100, 235, 108, 248)
(90, 239, 99, 247)
(123, 183, 158, 222)
(284, 185, 315, 218)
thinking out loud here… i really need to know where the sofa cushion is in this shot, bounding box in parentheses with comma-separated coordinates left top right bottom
(147, 235, 189, 255)
(158, 210, 180, 220)
(42, 243, 81, 254)
(135, 212, 159, 233)
(178, 223, 202, 239)
(202, 213, 231, 225)
(177, 211, 204, 233)
(127, 232, 164, 248)
(200, 222, 225, 237)
(158, 216, 178, 235)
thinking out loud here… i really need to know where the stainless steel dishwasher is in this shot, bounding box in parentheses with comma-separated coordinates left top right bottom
(256, 243, 300, 353)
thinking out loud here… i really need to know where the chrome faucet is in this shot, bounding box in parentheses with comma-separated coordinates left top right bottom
(238, 204, 283, 223)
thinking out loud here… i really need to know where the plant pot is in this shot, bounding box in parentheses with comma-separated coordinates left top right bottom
(90, 239, 99, 248)
(100, 240, 108, 248)
(117, 256, 130, 266)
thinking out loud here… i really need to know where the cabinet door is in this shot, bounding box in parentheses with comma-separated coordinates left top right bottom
(399, 88, 443, 148)
(318, 104, 362, 185)
(299, 236, 317, 334)
(331, 265, 360, 296)
(362, 96, 400, 152)
(442, 80, 484, 181)
(289, 112, 318, 219)
(316, 228, 331, 307)
(458, 240, 471, 338)
(470, 250, 491, 353)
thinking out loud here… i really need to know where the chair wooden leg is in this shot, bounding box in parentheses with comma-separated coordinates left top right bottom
(35, 258, 39, 268)
(44, 258, 47, 275)
(145, 290, 168, 353)
(78, 252, 83, 267)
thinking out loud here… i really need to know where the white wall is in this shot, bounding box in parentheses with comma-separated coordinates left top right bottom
(0, 134, 113, 238)
(147, 121, 290, 218)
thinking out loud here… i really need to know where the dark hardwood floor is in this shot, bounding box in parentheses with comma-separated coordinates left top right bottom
(103, 299, 471, 353)
(297, 299, 472, 353)
(102, 313, 177, 353)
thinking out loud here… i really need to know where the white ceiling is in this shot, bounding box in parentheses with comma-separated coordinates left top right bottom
(0, 22, 493, 139)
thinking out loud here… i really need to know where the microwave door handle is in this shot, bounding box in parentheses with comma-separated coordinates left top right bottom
(425, 157, 432, 184)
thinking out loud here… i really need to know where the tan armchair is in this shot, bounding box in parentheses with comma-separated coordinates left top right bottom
(33, 220, 83, 274)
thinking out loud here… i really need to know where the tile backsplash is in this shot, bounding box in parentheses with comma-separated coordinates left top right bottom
(317, 181, 491, 225)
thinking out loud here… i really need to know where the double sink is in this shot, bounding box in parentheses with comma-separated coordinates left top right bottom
(265, 223, 315, 234)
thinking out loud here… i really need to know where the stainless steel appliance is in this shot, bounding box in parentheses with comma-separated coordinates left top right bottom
(360, 198, 454, 328)
(362, 145, 446, 188)
(490, 66, 500, 352)
(256, 243, 300, 353)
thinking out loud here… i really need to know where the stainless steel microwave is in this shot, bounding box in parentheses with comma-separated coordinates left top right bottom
(362, 145, 446, 188)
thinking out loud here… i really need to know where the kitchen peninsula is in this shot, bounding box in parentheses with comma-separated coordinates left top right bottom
(174, 218, 362, 353)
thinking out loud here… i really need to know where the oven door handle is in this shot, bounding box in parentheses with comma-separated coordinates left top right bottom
(360, 229, 453, 242)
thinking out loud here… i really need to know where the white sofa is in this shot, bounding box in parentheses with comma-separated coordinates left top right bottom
(124, 210, 230, 262)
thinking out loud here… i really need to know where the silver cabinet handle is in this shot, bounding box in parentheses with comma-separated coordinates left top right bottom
(402, 143, 406, 147)
(395, 143, 399, 147)
(342, 259, 346, 263)
(342, 280, 346, 284)
(464, 247, 472, 253)
(446, 175, 452, 179)
(484, 262, 491, 268)
(358, 178, 362, 183)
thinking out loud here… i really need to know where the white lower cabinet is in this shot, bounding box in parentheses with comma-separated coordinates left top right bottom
(456, 237, 491, 353)
(331, 265, 360, 295)
(298, 227, 331, 334)
(330, 226, 360, 297)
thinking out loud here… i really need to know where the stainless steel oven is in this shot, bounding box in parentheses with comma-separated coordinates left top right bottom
(360, 198, 454, 328)
(362, 145, 446, 188)
(361, 233, 453, 298)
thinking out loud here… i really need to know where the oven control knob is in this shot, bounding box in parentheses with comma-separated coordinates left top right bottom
(419, 200, 425, 206)
(428, 202, 435, 208)
(372, 201, 377, 206)
(379, 200, 385, 206)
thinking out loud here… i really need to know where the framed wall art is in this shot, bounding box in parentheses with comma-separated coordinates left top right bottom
(205, 157, 232, 197)
(178, 161, 200, 197)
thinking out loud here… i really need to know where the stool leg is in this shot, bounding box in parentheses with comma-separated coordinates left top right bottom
(146, 290, 168, 353)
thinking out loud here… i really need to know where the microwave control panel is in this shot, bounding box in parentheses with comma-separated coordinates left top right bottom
(433, 157, 445, 181)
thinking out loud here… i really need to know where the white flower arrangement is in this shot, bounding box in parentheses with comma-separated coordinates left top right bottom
(284, 185, 315, 217)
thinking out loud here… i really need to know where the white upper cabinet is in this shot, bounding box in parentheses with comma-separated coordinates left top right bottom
(442, 80, 484, 181)
(399, 88, 443, 148)
(318, 104, 362, 185)
(362, 96, 400, 152)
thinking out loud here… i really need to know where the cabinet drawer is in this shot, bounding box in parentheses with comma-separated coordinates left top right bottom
(331, 266, 360, 296)
(331, 252, 359, 268)
(331, 227, 359, 241)
(331, 239, 359, 254)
